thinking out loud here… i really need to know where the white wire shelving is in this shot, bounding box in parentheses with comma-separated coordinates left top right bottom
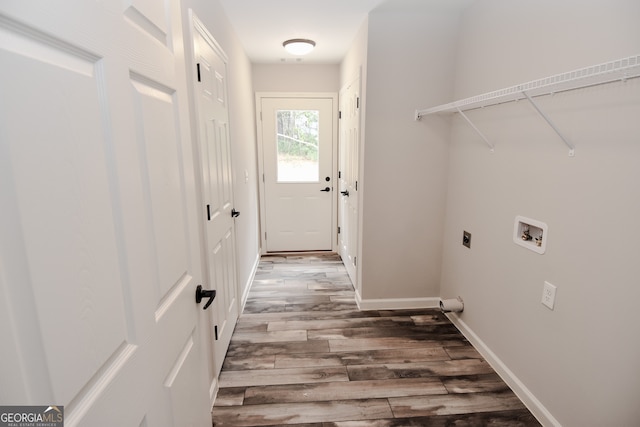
(415, 54, 640, 156)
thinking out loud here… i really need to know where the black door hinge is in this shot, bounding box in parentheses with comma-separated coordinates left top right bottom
(338, 171, 341, 179)
(355, 181, 358, 191)
(206, 204, 211, 221)
(214, 325, 218, 340)
(339, 111, 342, 119)
(356, 97, 360, 108)
(354, 256, 357, 266)
(338, 226, 341, 234)
(196, 63, 201, 82)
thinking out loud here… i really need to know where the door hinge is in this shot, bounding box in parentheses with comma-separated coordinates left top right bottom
(355, 181, 358, 191)
(356, 97, 360, 109)
(354, 256, 357, 266)
(338, 226, 341, 234)
(338, 171, 341, 179)
(339, 111, 342, 119)
(214, 325, 218, 340)
(206, 204, 211, 221)
(196, 63, 201, 82)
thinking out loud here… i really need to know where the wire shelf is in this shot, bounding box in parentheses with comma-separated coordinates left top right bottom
(416, 54, 640, 118)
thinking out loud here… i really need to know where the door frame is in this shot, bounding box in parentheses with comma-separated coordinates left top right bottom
(255, 92, 339, 254)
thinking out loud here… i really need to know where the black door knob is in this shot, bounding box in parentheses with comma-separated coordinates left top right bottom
(195, 285, 216, 310)
(320, 187, 331, 192)
(231, 208, 240, 218)
(341, 190, 349, 197)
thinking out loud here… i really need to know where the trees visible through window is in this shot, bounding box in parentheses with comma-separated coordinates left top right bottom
(276, 110, 319, 182)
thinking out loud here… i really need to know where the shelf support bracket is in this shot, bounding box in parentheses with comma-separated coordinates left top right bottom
(522, 91, 575, 157)
(456, 107, 495, 152)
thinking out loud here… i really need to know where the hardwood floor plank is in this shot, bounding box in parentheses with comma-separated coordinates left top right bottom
(274, 347, 451, 369)
(222, 355, 276, 371)
(388, 391, 527, 417)
(231, 329, 308, 344)
(226, 340, 330, 358)
(214, 387, 246, 406)
(219, 366, 349, 388)
(328, 336, 466, 353)
(240, 309, 377, 323)
(347, 359, 495, 381)
(243, 377, 447, 405)
(444, 345, 484, 360)
(443, 373, 513, 394)
(212, 399, 393, 426)
(267, 316, 408, 332)
(308, 324, 463, 341)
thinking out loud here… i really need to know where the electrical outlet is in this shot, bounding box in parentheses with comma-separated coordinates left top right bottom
(462, 231, 471, 248)
(542, 281, 557, 310)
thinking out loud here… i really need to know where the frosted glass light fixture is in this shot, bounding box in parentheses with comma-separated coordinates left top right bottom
(283, 39, 315, 55)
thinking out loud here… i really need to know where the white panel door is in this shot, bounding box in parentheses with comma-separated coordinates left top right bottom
(190, 15, 239, 383)
(0, 1, 210, 426)
(338, 79, 360, 285)
(260, 96, 335, 252)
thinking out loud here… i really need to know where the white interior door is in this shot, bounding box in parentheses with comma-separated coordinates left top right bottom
(259, 95, 336, 252)
(0, 1, 210, 426)
(338, 80, 360, 284)
(190, 14, 239, 386)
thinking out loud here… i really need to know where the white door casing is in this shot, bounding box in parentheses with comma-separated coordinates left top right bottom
(257, 94, 338, 253)
(0, 1, 210, 426)
(189, 12, 239, 392)
(338, 79, 360, 285)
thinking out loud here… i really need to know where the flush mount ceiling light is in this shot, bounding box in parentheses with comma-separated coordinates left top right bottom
(282, 38, 316, 56)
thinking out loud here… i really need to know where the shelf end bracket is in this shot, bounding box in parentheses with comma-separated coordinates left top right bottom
(455, 107, 495, 152)
(522, 91, 575, 157)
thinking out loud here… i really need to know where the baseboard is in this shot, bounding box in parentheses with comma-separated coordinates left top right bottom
(239, 251, 261, 313)
(209, 377, 219, 409)
(355, 293, 440, 311)
(446, 313, 561, 427)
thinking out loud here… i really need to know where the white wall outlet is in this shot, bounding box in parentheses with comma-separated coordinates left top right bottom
(542, 281, 557, 310)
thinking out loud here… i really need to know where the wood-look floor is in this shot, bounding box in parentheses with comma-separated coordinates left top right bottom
(212, 253, 540, 426)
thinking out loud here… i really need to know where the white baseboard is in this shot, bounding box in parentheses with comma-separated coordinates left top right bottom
(446, 313, 561, 427)
(209, 377, 219, 409)
(239, 251, 260, 313)
(355, 292, 440, 311)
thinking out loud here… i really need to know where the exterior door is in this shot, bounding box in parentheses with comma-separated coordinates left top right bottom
(338, 79, 360, 285)
(190, 14, 239, 386)
(258, 95, 337, 252)
(0, 1, 210, 426)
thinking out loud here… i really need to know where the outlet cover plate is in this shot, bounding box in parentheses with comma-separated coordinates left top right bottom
(542, 281, 557, 310)
(462, 231, 471, 248)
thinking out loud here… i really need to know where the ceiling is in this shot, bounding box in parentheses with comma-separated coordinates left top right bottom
(218, 0, 388, 64)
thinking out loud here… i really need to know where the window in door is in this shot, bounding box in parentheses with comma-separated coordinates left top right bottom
(276, 109, 320, 183)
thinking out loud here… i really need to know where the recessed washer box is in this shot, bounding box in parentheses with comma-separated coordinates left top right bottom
(514, 216, 547, 254)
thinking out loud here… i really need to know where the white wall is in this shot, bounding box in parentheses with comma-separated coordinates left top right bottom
(440, 1, 640, 425)
(253, 64, 339, 92)
(356, 0, 468, 303)
(180, 0, 261, 302)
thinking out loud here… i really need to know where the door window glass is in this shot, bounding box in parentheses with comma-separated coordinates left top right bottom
(276, 110, 319, 182)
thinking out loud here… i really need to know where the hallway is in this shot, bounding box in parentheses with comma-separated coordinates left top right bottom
(211, 254, 539, 426)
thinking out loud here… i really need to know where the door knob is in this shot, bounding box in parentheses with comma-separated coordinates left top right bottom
(341, 190, 349, 197)
(195, 285, 216, 310)
(320, 187, 331, 192)
(231, 208, 240, 218)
